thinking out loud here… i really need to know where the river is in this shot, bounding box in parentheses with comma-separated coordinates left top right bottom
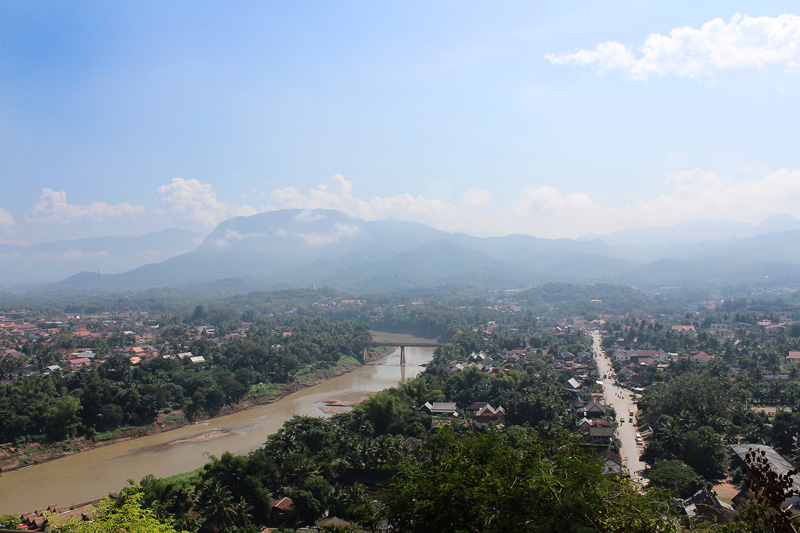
(0, 341, 434, 514)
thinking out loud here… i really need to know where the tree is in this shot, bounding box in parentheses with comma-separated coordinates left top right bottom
(384, 428, 677, 532)
(647, 460, 707, 499)
(197, 480, 237, 531)
(682, 426, 728, 481)
(53, 485, 183, 532)
(351, 389, 413, 436)
(46, 391, 82, 441)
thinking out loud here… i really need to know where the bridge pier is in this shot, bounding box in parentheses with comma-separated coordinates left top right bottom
(400, 345, 405, 365)
(363, 347, 368, 362)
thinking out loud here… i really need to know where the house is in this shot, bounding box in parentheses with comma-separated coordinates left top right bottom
(445, 361, 465, 373)
(269, 496, 294, 524)
(570, 397, 588, 415)
(693, 351, 714, 365)
(762, 371, 790, 382)
(421, 402, 458, 416)
(189, 355, 206, 364)
(465, 361, 493, 372)
(681, 488, 735, 523)
(579, 417, 611, 432)
(465, 402, 505, 424)
(730, 444, 800, 509)
(672, 325, 696, 336)
(587, 426, 614, 449)
(504, 349, 526, 363)
(627, 373, 650, 388)
(598, 449, 623, 473)
(582, 400, 606, 419)
(638, 349, 668, 361)
(614, 349, 634, 362)
(787, 352, 800, 366)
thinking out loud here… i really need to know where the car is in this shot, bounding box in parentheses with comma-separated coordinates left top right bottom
(629, 417, 633, 423)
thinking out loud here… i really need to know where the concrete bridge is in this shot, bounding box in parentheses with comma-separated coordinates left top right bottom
(362, 341, 442, 364)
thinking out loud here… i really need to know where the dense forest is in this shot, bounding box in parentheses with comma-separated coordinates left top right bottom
(0, 316, 372, 445)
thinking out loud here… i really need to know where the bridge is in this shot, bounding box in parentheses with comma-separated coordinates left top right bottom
(361, 341, 442, 364)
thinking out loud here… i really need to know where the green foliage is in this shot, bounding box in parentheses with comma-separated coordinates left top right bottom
(647, 460, 707, 499)
(351, 388, 416, 435)
(53, 485, 185, 532)
(385, 428, 678, 532)
(0, 514, 20, 529)
(0, 315, 374, 446)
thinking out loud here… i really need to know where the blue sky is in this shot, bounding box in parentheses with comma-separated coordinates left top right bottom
(3, 1, 800, 244)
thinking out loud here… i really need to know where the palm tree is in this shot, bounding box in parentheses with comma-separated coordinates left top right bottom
(231, 497, 253, 528)
(656, 415, 684, 452)
(198, 481, 237, 532)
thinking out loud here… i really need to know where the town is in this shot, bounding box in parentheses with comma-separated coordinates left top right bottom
(2, 285, 800, 530)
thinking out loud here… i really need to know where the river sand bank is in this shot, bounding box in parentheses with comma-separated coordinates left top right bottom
(0, 334, 436, 514)
(0, 354, 387, 475)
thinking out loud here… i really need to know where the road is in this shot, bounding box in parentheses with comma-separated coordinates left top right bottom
(591, 331, 646, 483)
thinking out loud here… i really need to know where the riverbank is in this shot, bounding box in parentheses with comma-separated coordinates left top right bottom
(1, 342, 436, 515)
(0, 346, 396, 474)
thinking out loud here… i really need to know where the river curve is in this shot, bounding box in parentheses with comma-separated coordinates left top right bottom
(0, 343, 434, 514)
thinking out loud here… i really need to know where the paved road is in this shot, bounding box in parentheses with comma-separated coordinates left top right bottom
(591, 331, 646, 483)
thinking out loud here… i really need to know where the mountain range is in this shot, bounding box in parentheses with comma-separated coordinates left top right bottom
(5, 209, 800, 293)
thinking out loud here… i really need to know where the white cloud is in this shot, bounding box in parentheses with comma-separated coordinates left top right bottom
(28, 189, 145, 223)
(501, 186, 611, 238)
(619, 168, 800, 226)
(158, 178, 256, 227)
(295, 223, 362, 246)
(266, 174, 465, 228)
(212, 229, 271, 247)
(459, 187, 492, 209)
(267, 174, 374, 220)
(0, 208, 13, 227)
(546, 14, 800, 80)
(236, 170, 800, 240)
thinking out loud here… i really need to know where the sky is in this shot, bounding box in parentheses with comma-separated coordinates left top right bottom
(3, 1, 800, 245)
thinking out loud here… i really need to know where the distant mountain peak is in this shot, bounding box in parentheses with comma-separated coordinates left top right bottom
(755, 213, 800, 234)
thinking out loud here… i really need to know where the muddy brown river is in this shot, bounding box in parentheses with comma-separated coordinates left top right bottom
(0, 340, 434, 514)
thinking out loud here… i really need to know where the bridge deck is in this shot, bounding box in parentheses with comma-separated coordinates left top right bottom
(364, 341, 442, 347)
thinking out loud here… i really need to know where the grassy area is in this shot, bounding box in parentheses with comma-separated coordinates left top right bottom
(91, 429, 121, 442)
(163, 468, 203, 486)
(294, 355, 359, 386)
(161, 412, 187, 426)
(248, 381, 285, 399)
